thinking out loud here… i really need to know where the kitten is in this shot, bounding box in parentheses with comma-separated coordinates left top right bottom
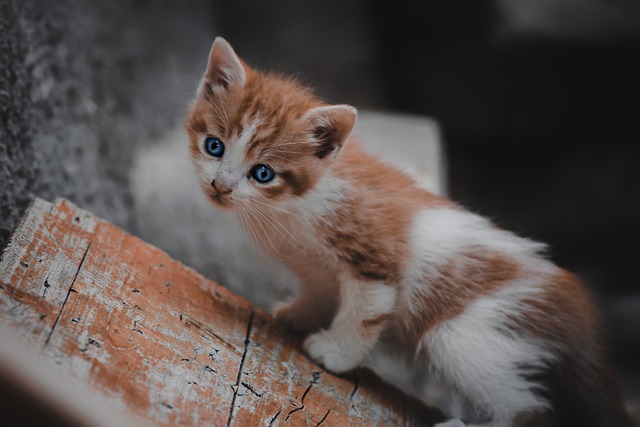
(185, 37, 633, 427)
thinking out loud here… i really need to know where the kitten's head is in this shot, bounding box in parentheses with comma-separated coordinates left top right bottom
(185, 37, 356, 211)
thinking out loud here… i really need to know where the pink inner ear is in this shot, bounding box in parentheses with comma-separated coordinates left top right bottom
(204, 38, 246, 91)
(304, 105, 357, 158)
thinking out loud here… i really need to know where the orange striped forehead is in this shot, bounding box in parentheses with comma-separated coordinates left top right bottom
(186, 68, 331, 202)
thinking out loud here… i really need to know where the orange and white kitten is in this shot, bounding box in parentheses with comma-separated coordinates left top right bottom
(186, 38, 632, 427)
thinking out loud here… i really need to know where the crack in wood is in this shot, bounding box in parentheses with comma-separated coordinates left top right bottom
(285, 382, 313, 421)
(42, 274, 51, 298)
(181, 313, 240, 353)
(225, 309, 254, 427)
(44, 241, 92, 347)
(349, 372, 359, 400)
(284, 404, 304, 421)
(316, 408, 331, 426)
(268, 409, 282, 426)
(349, 372, 361, 416)
(241, 381, 263, 397)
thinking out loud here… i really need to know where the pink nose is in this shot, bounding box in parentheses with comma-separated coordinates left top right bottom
(210, 180, 232, 195)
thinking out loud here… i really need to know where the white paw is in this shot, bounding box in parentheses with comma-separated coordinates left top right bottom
(303, 330, 364, 374)
(434, 419, 467, 427)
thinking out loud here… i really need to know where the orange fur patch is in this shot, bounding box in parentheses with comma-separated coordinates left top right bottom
(405, 250, 521, 345)
(320, 142, 453, 283)
(514, 269, 600, 346)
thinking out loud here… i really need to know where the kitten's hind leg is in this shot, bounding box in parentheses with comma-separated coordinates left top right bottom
(422, 294, 553, 427)
(304, 277, 397, 373)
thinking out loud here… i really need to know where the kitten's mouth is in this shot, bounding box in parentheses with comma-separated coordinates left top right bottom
(208, 192, 233, 208)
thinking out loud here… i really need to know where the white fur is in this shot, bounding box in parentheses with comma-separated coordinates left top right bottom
(304, 277, 398, 374)
(276, 178, 558, 424)
(369, 206, 560, 424)
(424, 281, 557, 424)
(284, 171, 351, 224)
(400, 207, 550, 317)
(409, 208, 545, 266)
(259, 171, 353, 263)
(192, 117, 265, 201)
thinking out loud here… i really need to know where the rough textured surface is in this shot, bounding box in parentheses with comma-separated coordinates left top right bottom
(0, 0, 38, 244)
(0, 198, 445, 426)
(0, 0, 214, 246)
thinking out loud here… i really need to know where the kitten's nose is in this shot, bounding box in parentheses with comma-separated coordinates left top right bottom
(211, 180, 232, 195)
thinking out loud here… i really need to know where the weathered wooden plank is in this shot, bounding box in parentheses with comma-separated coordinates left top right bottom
(0, 198, 443, 426)
(44, 219, 254, 426)
(227, 312, 443, 427)
(0, 198, 96, 343)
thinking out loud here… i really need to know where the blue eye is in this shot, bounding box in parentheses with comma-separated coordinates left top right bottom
(204, 136, 224, 157)
(250, 164, 275, 183)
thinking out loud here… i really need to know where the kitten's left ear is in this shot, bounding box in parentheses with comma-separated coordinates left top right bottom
(303, 105, 357, 159)
(200, 37, 247, 95)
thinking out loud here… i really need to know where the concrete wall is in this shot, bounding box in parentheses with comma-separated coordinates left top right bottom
(0, 0, 214, 246)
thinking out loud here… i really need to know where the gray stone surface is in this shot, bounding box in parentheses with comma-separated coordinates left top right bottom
(1, 0, 214, 246)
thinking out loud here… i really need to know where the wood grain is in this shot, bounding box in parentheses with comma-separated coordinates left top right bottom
(0, 198, 443, 426)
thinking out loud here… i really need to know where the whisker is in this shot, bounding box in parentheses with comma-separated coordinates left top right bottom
(242, 205, 286, 262)
(236, 207, 271, 272)
(251, 199, 308, 223)
(239, 207, 267, 256)
(252, 205, 303, 244)
(244, 205, 287, 261)
(249, 205, 305, 253)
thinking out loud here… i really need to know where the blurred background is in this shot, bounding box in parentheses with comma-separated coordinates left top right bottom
(1, 0, 639, 411)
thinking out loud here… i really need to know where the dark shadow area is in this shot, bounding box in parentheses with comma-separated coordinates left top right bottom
(367, 0, 640, 371)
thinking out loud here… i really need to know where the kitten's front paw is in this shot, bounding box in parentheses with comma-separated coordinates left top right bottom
(303, 330, 364, 374)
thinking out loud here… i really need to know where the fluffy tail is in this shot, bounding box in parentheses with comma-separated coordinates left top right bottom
(543, 349, 633, 427)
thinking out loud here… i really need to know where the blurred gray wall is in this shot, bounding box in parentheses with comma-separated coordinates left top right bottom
(0, 0, 214, 245)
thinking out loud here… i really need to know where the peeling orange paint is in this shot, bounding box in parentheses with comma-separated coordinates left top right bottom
(0, 198, 443, 426)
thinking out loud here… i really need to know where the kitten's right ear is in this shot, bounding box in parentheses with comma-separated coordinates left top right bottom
(303, 105, 357, 159)
(200, 37, 246, 95)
